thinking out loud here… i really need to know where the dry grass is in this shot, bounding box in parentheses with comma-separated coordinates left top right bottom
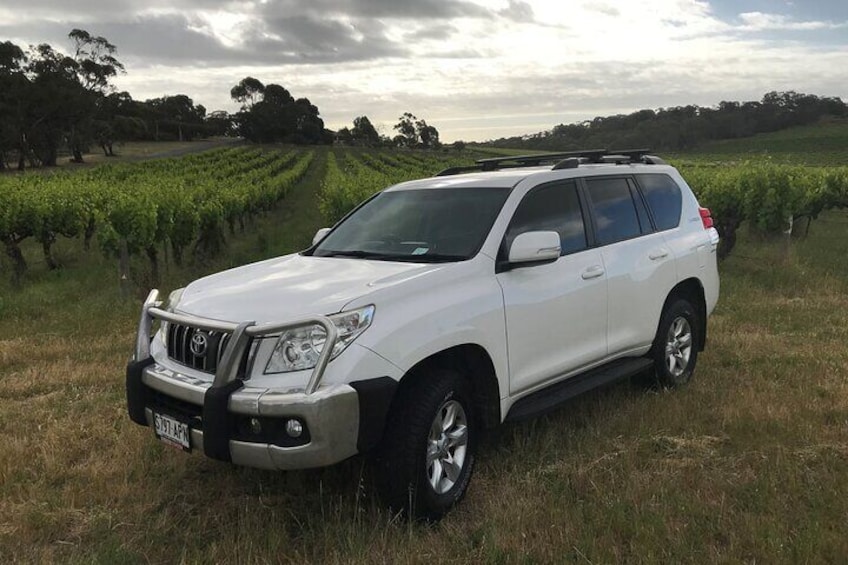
(1, 160, 847, 562)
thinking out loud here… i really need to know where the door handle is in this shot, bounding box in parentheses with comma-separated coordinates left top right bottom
(649, 249, 669, 261)
(581, 265, 605, 280)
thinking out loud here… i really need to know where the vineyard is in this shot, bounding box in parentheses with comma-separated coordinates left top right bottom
(2, 138, 848, 563)
(0, 147, 314, 283)
(2, 143, 848, 288)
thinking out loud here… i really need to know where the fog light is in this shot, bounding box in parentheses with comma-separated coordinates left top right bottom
(249, 417, 262, 434)
(285, 419, 303, 438)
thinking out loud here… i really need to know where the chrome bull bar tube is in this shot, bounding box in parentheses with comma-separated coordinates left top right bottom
(134, 289, 160, 362)
(135, 289, 339, 394)
(246, 318, 339, 394)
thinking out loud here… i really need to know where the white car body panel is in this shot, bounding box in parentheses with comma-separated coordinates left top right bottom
(497, 248, 608, 395)
(601, 230, 678, 355)
(145, 160, 720, 429)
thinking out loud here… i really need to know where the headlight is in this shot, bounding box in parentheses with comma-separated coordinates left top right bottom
(264, 305, 375, 374)
(164, 288, 185, 312)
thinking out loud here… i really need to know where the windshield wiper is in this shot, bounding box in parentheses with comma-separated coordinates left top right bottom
(317, 250, 467, 263)
(318, 250, 383, 258)
(400, 253, 467, 263)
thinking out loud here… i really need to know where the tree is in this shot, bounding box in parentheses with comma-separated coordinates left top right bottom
(230, 76, 265, 109)
(24, 43, 87, 166)
(393, 112, 418, 147)
(351, 115, 380, 145)
(2, 30, 126, 166)
(484, 91, 847, 152)
(231, 77, 327, 145)
(291, 97, 324, 144)
(415, 118, 440, 149)
(335, 126, 353, 145)
(69, 29, 124, 93)
(93, 91, 148, 155)
(0, 41, 29, 170)
(205, 110, 235, 137)
(65, 30, 125, 162)
(145, 94, 206, 141)
(393, 113, 440, 149)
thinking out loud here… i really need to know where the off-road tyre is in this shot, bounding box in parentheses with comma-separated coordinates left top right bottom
(377, 369, 476, 521)
(651, 298, 700, 388)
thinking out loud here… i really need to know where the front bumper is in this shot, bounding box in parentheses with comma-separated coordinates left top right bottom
(126, 290, 397, 470)
(128, 358, 396, 470)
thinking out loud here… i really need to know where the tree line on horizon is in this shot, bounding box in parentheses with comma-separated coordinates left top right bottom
(0, 30, 444, 170)
(484, 91, 848, 152)
(3, 29, 846, 169)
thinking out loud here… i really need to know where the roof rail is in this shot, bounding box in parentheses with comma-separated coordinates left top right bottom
(435, 148, 664, 176)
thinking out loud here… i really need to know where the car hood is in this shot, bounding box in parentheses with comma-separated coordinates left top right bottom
(175, 253, 445, 324)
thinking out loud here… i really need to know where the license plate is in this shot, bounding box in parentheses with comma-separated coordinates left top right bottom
(153, 412, 191, 451)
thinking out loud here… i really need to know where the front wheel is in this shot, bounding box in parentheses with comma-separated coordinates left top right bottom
(377, 369, 476, 520)
(652, 299, 699, 387)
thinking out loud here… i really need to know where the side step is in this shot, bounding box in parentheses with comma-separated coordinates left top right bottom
(505, 357, 655, 422)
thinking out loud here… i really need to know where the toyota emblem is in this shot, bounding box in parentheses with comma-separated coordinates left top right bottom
(189, 332, 208, 356)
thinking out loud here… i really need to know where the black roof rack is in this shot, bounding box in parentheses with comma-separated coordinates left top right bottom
(435, 148, 666, 176)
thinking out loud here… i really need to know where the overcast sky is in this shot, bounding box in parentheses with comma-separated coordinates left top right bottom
(3, 0, 847, 141)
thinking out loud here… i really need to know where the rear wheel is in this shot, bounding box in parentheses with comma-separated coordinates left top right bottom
(652, 299, 699, 387)
(377, 369, 476, 520)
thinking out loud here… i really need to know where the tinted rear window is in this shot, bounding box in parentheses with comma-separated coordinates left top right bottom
(638, 174, 682, 231)
(585, 177, 641, 245)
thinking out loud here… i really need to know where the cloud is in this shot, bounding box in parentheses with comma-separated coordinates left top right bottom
(255, 15, 406, 62)
(499, 1, 535, 23)
(255, 0, 493, 21)
(583, 2, 621, 18)
(1, 0, 847, 141)
(737, 11, 848, 31)
(0, 15, 236, 63)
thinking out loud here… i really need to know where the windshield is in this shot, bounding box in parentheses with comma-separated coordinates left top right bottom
(311, 187, 511, 263)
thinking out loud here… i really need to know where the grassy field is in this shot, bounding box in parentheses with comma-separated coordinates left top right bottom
(1, 143, 847, 562)
(472, 119, 848, 166)
(667, 119, 848, 166)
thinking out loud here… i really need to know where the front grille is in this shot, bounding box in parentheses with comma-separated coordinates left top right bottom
(149, 388, 203, 425)
(167, 323, 231, 374)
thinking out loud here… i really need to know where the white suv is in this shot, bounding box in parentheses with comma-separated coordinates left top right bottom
(127, 150, 719, 519)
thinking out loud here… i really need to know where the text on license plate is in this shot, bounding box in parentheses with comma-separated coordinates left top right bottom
(153, 412, 191, 451)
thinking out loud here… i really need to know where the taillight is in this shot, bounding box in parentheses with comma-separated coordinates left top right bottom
(699, 207, 714, 229)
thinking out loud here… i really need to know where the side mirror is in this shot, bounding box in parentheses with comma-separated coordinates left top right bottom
(312, 227, 331, 246)
(508, 231, 561, 265)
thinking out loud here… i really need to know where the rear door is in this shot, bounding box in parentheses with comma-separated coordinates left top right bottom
(496, 180, 608, 395)
(582, 176, 678, 355)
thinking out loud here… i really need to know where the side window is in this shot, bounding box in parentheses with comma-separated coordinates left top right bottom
(585, 177, 641, 245)
(637, 174, 683, 231)
(629, 180, 654, 235)
(505, 181, 587, 256)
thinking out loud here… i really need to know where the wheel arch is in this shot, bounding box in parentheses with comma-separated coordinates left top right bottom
(661, 277, 707, 350)
(394, 344, 502, 429)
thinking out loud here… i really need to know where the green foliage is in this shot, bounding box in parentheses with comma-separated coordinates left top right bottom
(672, 120, 848, 166)
(319, 146, 848, 261)
(318, 149, 474, 223)
(391, 113, 441, 149)
(231, 77, 326, 145)
(484, 91, 847, 152)
(0, 147, 315, 280)
(680, 161, 848, 257)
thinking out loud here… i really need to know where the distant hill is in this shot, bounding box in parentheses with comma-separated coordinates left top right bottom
(667, 119, 848, 166)
(480, 91, 847, 155)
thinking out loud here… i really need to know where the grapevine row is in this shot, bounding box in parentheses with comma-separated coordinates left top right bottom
(679, 163, 848, 258)
(0, 148, 314, 282)
(319, 149, 848, 261)
(319, 150, 476, 223)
